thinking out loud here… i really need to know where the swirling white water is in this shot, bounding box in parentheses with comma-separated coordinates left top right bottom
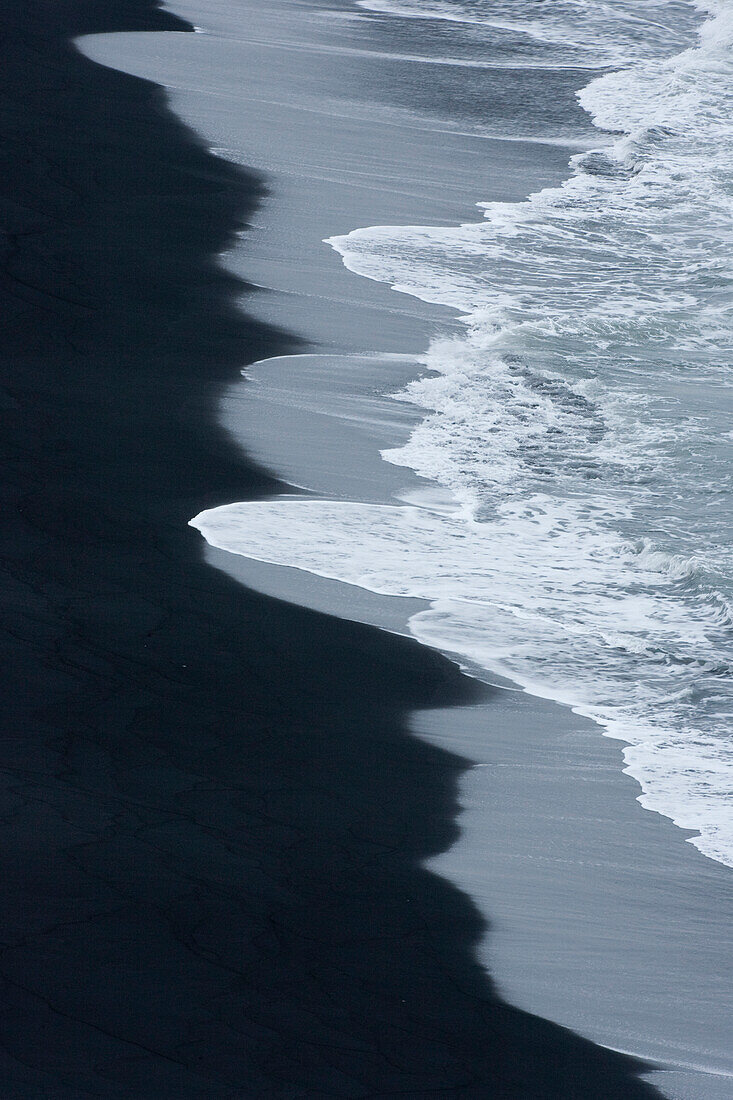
(193, 0, 733, 867)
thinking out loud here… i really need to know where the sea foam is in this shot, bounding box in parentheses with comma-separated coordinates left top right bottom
(192, 0, 733, 867)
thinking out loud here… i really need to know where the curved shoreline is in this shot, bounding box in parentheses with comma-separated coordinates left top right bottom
(78, 0, 732, 1094)
(0, 0, 674, 1094)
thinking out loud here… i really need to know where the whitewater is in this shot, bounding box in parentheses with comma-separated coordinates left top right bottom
(193, 0, 733, 867)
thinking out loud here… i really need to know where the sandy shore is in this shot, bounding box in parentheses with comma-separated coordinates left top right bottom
(0, 0, 670, 1094)
(0, 0, 723, 1094)
(81, 3, 733, 1097)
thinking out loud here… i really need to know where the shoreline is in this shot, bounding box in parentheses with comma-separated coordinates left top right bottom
(81, 0, 733, 1095)
(0, 0, 677, 1095)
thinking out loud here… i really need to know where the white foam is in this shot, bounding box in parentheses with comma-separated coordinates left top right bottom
(356, 0, 699, 67)
(192, 493, 733, 865)
(191, 0, 733, 867)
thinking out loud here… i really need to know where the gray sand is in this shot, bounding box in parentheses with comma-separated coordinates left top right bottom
(80, 5, 733, 1097)
(221, 353, 430, 500)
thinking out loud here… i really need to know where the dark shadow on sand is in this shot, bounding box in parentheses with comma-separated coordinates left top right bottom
(0, 1, 663, 1095)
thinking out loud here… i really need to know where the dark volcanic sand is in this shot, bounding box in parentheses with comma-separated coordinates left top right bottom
(0, 1, 664, 1095)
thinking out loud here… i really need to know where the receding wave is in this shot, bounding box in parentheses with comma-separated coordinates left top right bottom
(356, 0, 699, 67)
(192, 0, 733, 868)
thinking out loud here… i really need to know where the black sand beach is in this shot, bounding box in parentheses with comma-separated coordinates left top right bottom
(0, 1, 671, 1095)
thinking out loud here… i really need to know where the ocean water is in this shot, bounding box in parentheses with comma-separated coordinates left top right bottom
(193, 0, 733, 867)
(357, 0, 699, 67)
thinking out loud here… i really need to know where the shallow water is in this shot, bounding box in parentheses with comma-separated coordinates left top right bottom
(195, 0, 733, 867)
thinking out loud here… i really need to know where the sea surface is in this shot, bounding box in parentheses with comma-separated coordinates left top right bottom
(194, 0, 733, 868)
